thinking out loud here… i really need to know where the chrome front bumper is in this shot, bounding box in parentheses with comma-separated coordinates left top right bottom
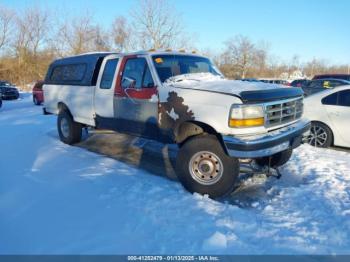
(223, 119, 311, 158)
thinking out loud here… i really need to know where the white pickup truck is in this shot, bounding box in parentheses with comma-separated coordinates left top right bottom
(43, 51, 310, 198)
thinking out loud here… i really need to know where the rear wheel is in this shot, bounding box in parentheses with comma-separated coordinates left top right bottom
(176, 135, 239, 198)
(307, 122, 333, 148)
(57, 110, 82, 145)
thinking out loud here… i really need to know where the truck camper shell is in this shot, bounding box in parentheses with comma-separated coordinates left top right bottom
(44, 52, 118, 86)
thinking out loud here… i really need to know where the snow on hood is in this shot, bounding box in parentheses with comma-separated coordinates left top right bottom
(164, 73, 283, 95)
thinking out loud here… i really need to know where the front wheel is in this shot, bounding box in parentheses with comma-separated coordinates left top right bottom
(57, 110, 82, 145)
(307, 122, 333, 148)
(176, 135, 239, 198)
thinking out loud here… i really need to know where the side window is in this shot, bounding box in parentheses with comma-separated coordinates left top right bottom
(322, 92, 338, 105)
(333, 81, 346, 87)
(50, 66, 64, 81)
(122, 58, 154, 89)
(338, 90, 350, 107)
(50, 64, 86, 83)
(100, 58, 119, 89)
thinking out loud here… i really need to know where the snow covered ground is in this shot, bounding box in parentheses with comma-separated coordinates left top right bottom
(1, 94, 350, 255)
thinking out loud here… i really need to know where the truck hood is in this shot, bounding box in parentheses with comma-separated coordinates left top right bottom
(164, 73, 303, 102)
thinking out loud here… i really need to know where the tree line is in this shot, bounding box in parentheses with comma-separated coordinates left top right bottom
(0, 0, 348, 89)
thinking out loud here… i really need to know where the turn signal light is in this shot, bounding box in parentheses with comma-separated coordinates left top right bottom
(229, 117, 264, 128)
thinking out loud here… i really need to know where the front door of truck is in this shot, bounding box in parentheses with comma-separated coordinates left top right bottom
(114, 55, 159, 138)
(94, 55, 120, 118)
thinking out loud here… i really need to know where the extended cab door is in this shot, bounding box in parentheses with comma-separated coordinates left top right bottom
(114, 55, 159, 138)
(94, 55, 120, 117)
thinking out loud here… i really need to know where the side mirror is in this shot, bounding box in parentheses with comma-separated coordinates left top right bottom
(122, 77, 136, 89)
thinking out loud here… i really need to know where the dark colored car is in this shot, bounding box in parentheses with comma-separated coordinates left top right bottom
(290, 79, 310, 88)
(313, 74, 350, 81)
(302, 78, 350, 96)
(0, 81, 19, 100)
(32, 80, 44, 105)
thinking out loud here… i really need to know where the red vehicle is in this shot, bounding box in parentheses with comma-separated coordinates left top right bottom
(32, 80, 44, 105)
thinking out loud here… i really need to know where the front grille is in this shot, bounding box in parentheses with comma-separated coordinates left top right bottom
(265, 97, 303, 127)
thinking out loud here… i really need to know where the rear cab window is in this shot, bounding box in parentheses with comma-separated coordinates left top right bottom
(100, 59, 119, 89)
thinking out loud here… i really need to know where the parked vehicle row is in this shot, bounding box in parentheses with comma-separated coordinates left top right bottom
(259, 79, 289, 86)
(289, 79, 310, 88)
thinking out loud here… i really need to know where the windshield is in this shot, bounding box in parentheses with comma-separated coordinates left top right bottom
(152, 55, 221, 82)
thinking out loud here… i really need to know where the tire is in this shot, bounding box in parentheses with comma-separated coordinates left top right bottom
(33, 95, 40, 105)
(176, 134, 239, 198)
(255, 148, 293, 168)
(307, 122, 333, 148)
(57, 110, 82, 145)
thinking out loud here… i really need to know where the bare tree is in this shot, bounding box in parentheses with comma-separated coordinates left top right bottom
(111, 16, 132, 52)
(224, 35, 257, 78)
(94, 25, 111, 51)
(57, 14, 101, 55)
(0, 5, 14, 52)
(303, 58, 327, 77)
(13, 8, 50, 57)
(130, 0, 185, 49)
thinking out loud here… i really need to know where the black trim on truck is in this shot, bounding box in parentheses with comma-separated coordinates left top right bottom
(95, 115, 174, 144)
(240, 88, 304, 103)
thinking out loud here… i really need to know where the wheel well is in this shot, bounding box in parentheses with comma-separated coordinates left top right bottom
(57, 102, 72, 117)
(175, 121, 226, 150)
(311, 120, 334, 145)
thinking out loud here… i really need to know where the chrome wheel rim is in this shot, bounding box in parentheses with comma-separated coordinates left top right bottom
(189, 151, 223, 185)
(60, 118, 70, 138)
(307, 125, 328, 147)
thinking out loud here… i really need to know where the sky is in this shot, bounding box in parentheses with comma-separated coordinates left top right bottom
(1, 0, 350, 65)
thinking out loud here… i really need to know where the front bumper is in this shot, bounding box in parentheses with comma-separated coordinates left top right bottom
(2, 93, 19, 100)
(223, 119, 311, 158)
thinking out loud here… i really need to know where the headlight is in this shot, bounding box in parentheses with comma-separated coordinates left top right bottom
(229, 104, 265, 128)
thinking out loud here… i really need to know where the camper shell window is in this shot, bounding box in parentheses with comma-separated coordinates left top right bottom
(50, 64, 87, 82)
(45, 52, 117, 86)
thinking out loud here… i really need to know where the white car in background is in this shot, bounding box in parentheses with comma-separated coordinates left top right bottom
(304, 85, 350, 148)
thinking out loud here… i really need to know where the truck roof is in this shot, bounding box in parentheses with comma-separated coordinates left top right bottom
(51, 52, 118, 65)
(44, 50, 207, 86)
(125, 50, 206, 58)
